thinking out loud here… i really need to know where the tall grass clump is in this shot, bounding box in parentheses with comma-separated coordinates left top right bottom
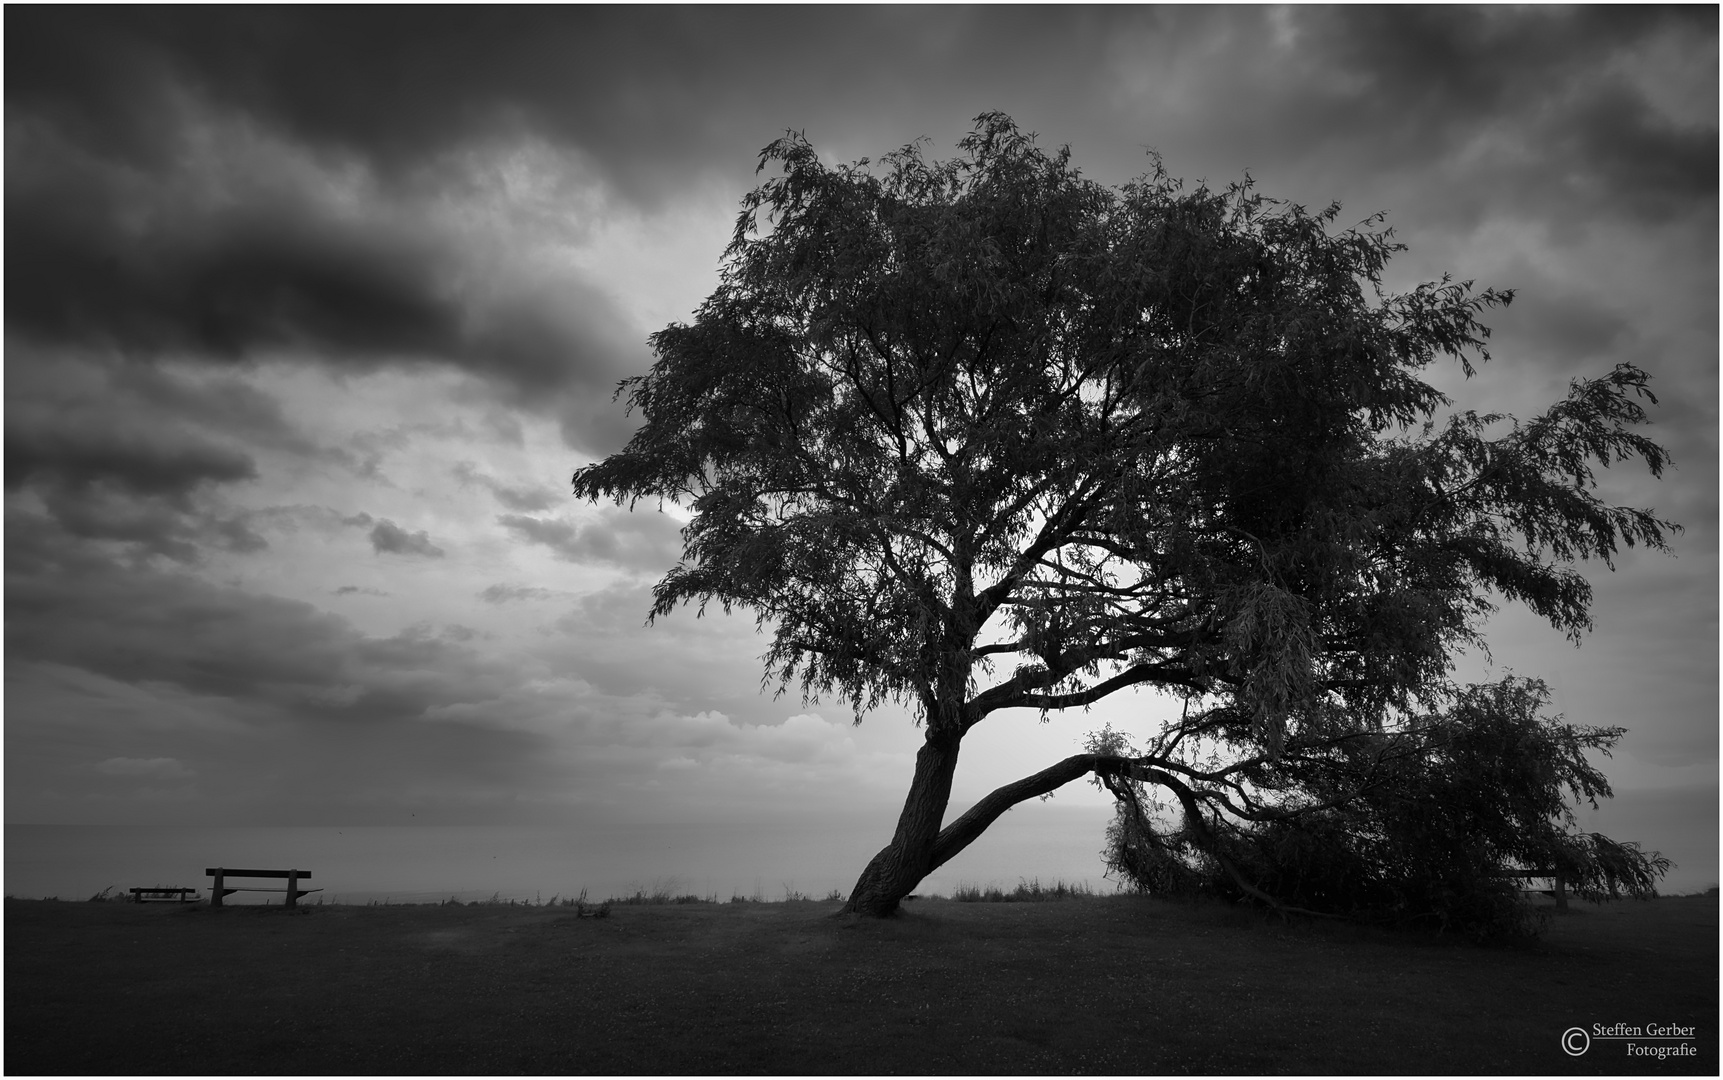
(606, 887, 717, 905)
(552, 888, 610, 918)
(952, 878, 1096, 903)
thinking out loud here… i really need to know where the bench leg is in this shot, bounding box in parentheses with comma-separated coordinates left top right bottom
(1554, 874, 1568, 912)
(211, 870, 223, 907)
(286, 869, 298, 908)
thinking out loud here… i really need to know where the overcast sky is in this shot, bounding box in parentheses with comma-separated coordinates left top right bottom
(6, 7, 1716, 885)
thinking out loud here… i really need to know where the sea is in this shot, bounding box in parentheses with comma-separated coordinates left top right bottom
(12, 785, 1714, 904)
(5, 803, 1122, 906)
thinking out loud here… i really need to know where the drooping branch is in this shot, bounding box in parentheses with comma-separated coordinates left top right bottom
(918, 752, 1255, 872)
(1123, 765, 1344, 920)
(928, 753, 1105, 869)
(926, 750, 1370, 917)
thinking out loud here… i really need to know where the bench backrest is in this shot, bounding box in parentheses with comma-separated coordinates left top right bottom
(205, 867, 312, 879)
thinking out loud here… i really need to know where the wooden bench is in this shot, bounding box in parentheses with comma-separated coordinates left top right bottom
(130, 887, 199, 904)
(206, 867, 321, 907)
(1498, 869, 1568, 911)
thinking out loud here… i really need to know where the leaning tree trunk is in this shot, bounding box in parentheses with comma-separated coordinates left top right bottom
(842, 732, 962, 916)
(839, 745, 1302, 918)
(842, 750, 1154, 916)
(840, 751, 1178, 923)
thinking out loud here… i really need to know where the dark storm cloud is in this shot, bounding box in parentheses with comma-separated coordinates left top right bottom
(1, 6, 1137, 423)
(452, 462, 562, 513)
(5, 116, 649, 452)
(7, 10, 656, 454)
(1541, 76, 1718, 223)
(366, 520, 445, 559)
(494, 487, 560, 514)
(496, 515, 580, 559)
(5, 151, 456, 361)
(326, 511, 446, 559)
(1147, 6, 1717, 230)
(498, 508, 681, 572)
(5, 422, 256, 502)
(479, 584, 561, 605)
(1487, 288, 1636, 370)
(5, 544, 511, 724)
(92, 757, 194, 780)
(2, 339, 405, 566)
(12, 6, 1713, 245)
(33, 490, 267, 565)
(10, 8, 1710, 458)
(3, 7, 1107, 204)
(4, 357, 271, 564)
(3, 351, 291, 503)
(540, 579, 781, 724)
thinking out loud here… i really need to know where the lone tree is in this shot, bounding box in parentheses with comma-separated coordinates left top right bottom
(573, 113, 1675, 921)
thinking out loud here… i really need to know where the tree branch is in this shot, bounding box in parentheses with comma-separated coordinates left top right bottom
(928, 753, 1104, 870)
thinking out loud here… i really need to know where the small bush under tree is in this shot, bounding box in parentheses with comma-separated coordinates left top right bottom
(1094, 678, 1671, 937)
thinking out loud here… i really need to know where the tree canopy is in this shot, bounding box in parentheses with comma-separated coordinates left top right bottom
(573, 113, 1675, 922)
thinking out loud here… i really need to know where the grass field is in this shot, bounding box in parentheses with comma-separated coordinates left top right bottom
(6, 891, 1715, 1074)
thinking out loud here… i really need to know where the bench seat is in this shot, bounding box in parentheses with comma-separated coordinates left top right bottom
(206, 867, 317, 907)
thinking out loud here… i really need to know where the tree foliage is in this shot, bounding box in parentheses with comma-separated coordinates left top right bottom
(573, 113, 1675, 919)
(1091, 678, 1673, 937)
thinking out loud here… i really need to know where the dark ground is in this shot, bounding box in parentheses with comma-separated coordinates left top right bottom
(5, 892, 1715, 1074)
